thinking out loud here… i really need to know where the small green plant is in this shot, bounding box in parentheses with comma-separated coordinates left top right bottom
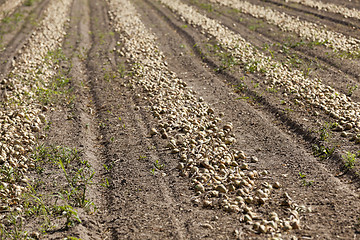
(154, 160, 165, 170)
(299, 172, 306, 179)
(118, 64, 126, 78)
(312, 144, 335, 160)
(100, 178, 110, 188)
(64, 237, 82, 240)
(103, 163, 113, 171)
(319, 123, 331, 141)
(138, 155, 147, 160)
(24, 0, 34, 6)
(190, 0, 213, 12)
(346, 84, 358, 97)
(35, 49, 74, 106)
(53, 205, 81, 228)
(343, 152, 357, 170)
(299, 172, 313, 186)
(266, 87, 278, 93)
(302, 179, 314, 187)
(236, 96, 249, 100)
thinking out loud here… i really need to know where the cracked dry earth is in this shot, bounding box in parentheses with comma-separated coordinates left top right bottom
(0, 0, 360, 239)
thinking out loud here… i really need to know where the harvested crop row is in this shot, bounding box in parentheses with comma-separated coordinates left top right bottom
(283, 0, 360, 20)
(108, 0, 304, 236)
(208, 0, 360, 56)
(160, 0, 360, 144)
(0, 0, 72, 224)
(0, 0, 24, 21)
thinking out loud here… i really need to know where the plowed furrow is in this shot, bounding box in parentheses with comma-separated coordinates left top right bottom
(161, 0, 360, 147)
(0, 0, 50, 77)
(278, 0, 360, 21)
(262, 0, 360, 29)
(0, 0, 24, 22)
(142, 0, 360, 186)
(208, 0, 360, 56)
(121, 0, 360, 238)
(186, 0, 360, 99)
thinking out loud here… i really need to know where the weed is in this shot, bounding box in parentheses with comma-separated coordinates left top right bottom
(312, 144, 335, 160)
(302, 179, 314, 186)
(103, 164, 113, 171)
(233, 81, 248, 93)
(118, 64, 126, 78)
(1, 144, 98, 237)
(216, 52, 238, 72)
(190, 0, 213, 12)
(298, 172, 306, 178)
(24, 0, 34, 6)
(100, 178, 110, 188)
(104, 71, 116, 82)
(298, 172, 313, 186)
(248, 20, 263, 31)
(288, 54, 303, 68)
(319, 123, 331, 141)
(343, 152, 357, 170)
(154, 160, 165, 170)
(35, 49, 74, 106)
(245, 60, 265, 73)
(76, 47, 88, 61)
(0, 210, 28, 239)
(53, 205, 81, 228)
(303, 66, 312, 78)
(236, 96, 249, 100)
(32, 145, 95, 209)
(138, 155, 147, 160)
(266, 87, 278, 93)
(346, 84, 358, 97)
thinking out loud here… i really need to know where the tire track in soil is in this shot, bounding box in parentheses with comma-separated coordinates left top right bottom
(239, 0, 360, 40)
(0, 0, 24, 21)
(134, 0, 360, 238)
(142, 0, 360, 186)
(61, 1, 188, 239)
(186, 0, 360, 100)
(42, 0, 107, 238)
(180, 0, 360, 181)
(203, 0, 360, 81)
(0, 0, 50, 77)
(263, 0, 360, 30)
(83, 0, 190, 238)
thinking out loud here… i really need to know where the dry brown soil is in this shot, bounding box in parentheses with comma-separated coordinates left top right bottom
(1, 0, 360, 239)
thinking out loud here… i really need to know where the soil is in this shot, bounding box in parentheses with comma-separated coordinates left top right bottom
(1, 0, 360, 239)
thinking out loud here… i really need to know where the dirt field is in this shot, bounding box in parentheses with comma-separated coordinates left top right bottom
(0, 0, 360, 239)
